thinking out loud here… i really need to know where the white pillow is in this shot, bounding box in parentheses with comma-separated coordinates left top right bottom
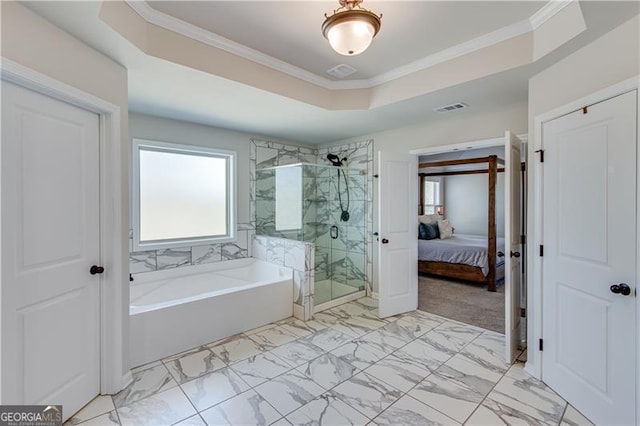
(418, 214, 440, 224)
(438, 219, 454, 239)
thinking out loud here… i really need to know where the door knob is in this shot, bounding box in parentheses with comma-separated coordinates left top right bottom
(610, 283, 631, 296)
(90, 265, 105, 275)
(381, 238, 389, 244)
(510, 251, 521, 258)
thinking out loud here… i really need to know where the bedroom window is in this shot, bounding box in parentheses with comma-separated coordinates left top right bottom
(132, 138, 236, 251)
(423, 178, 443, 214)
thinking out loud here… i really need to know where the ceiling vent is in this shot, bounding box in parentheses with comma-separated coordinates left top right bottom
(327, 64, 357, 79)
(433, 102, 469, 113)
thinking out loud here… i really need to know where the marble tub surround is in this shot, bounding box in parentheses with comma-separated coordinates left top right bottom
(69, 299, 586, 425)
(129, 223, 254, 275)
(253, 235, 315, 321)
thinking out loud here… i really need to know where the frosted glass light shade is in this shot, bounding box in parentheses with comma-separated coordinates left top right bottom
(322, 8, 381, 56)
(327, 20, 375, 56)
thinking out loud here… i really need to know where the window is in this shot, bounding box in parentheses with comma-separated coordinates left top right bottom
(422, 177, 443, 214)
(132, 138, 236, 251)
(275, 166, 302, 231)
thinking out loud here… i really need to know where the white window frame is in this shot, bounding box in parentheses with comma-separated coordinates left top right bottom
(132, 138, 237, 251)
(423, 176, 444, 214)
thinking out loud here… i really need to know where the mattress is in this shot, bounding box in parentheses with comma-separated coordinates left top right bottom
(418, 234, 505, 276)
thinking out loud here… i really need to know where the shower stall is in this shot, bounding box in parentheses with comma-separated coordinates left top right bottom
(255, 162, 367, 310)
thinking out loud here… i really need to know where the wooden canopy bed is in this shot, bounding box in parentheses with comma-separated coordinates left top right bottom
(418, 155, 505, 292)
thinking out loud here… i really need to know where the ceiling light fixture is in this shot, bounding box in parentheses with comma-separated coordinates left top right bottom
(322, 0, 382, 56)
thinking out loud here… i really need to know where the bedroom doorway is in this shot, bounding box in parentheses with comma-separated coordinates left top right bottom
(411, 133, 526, 362)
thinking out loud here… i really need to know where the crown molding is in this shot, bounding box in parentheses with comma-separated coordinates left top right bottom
(530, 0, 574, 30)
(126, 0, 572, 91)
(126, 1, 342, 89)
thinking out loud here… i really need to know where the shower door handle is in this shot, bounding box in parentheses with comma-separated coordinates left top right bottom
(381, 238, 389, 244)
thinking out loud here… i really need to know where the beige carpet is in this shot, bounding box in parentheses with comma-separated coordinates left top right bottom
(418, 274, 505, 333)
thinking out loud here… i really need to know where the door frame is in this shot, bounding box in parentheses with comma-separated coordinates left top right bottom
(410, 134, 528, 347)
(0, 58, 131, 395)
(529, 76, 639, 418)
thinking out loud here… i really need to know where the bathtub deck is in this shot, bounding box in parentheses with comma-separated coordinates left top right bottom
(67, 297, 578, 426)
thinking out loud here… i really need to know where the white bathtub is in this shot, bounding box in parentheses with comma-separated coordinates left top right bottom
(129, 258, 293, 367)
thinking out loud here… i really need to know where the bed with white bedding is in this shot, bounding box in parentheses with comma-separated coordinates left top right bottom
(418, 234, 505, 291)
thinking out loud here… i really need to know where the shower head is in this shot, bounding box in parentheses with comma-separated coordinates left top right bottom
(327, 153, 347, 167)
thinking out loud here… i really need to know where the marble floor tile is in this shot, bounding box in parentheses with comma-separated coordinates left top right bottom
(173, 414, 206, 425)
(404, 309, 447, 324)
(271, 419, 293, 426)
(457, 336, 512, 375)
(364, 353, 431, 392)
(561, 405, 594, 426)
(300, 327, 354, 352)
(437, 354, 503, 397)
(199, 390, 281, 426)
(286, 393, 369, 426)
(66, 395, 115, 425)
(116, 386, 195, 426)
(180, 367, 249, 411)
(328, 302, 371, 318)
(434, 321, 484, 346)
(209, 334, 265, 364)
(74, 410, 120, 425)
(409, 372, 485, 423)
(471, 396, 552, 425)
(329, 315, 387, 338)
(112, 364, 177, 408)
(245, 323, 278, 335)
(297, 353, 358, 389)
(330, 339, 389, 370)
(248, 325, 299, 349)
(313, 310, 346, 326)
(373, 395, 460, 426)
(254, 370, 325, 416)
(395, 336, 455, 372)
(330, 372, 403, 419)
(164, 348, 226, 384)
(270, 340, 326, 367)
(490, 374, 566, 423)
(465, 403, 510, 425)
(392, 314, 441, 334)
(231, 351, 291, 387)
(359, 319, 422, 349)
(277, 318, 327, 338)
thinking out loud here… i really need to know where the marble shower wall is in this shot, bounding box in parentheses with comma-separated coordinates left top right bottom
(251, 139, 374, 297)
(129, 223, 254, 275)
(318, 140, 374, 296)
(252, 235, 315, 321)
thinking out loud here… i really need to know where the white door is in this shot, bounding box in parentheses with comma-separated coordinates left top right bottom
(378, 151, 418, 318)
(1, 82, 101, 420)
(541, 90, 637, 425)
(504, 131, 522, 364)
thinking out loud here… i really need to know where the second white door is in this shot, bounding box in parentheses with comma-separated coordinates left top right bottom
(541, 90, 637, 425)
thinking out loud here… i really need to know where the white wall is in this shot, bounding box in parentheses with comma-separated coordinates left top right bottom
(445, 173, 505, 238)
(526, 14, 639, 377)
(1, 1, 130, 388)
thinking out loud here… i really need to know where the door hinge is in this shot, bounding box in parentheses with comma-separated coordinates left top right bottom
(582, 106, 588, 114)
(535, 149, 545, 163)
(539, 245, 544, 257)
(520, 162, 526, 172)
(520, 308, 526, 318)
(539, 338, 544, 351)
(521, 235, 526, 244)
(373, 174, 379, 178)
